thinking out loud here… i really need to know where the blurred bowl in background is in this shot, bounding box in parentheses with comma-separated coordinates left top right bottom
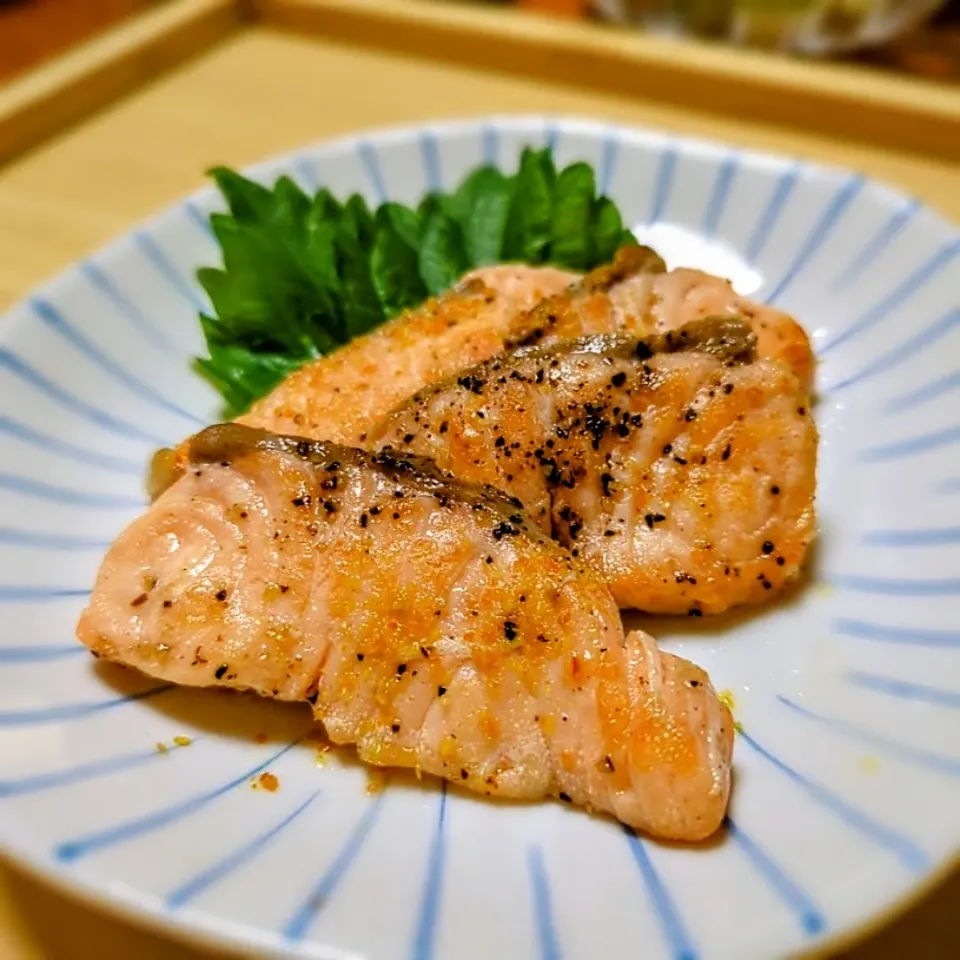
(593, 0, 945, 54)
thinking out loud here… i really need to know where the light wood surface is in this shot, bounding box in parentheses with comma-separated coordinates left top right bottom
(0, 15, 958, 960)
(1, 26, 958, 310)
(263, 0, 960, 160)
(0, 0, 239, 165)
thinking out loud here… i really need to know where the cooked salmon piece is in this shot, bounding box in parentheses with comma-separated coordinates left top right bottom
(239, 264, 579, 444)
(372, 318, 817, 615)
(80, 424, 733, 840)
(156, 265, 581, 491)
(508, 248, 815, 388)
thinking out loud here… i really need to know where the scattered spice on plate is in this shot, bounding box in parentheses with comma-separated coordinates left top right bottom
(173, 735, 193, 747)
(257, 772, 279, 792)
(366, 770, 387, 795)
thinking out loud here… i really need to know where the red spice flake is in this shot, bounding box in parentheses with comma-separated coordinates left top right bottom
(366, 770, 387, 795)
(257, 772, 279, 792)
(253, 732, 268, 744)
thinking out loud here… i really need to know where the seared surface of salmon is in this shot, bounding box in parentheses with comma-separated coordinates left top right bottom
(508, 248, 814, 388)
(80, 424, 733, 840)
(238, 265, 578, 444)
(373, 319, 817, 615)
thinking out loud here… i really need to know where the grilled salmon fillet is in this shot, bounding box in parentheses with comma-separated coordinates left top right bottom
(153, 265, 581, 494)
(507, 248, 814, 388)
(80, 424, 733, 840)
(239, 264, 578, 444)
(372, 318, 817, 615)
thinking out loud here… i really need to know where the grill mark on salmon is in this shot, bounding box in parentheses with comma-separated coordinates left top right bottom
(79, 423, 732, 840)
(507, 250, 814, 388)
(372, 318, 817, 615)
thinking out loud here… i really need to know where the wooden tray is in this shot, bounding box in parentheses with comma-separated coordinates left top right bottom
(0, 2, 957, 957)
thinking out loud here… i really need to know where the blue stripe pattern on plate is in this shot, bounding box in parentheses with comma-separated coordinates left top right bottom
(0, 645, 86, 663)
(724, 817, 825, 934)
(0, 587, 90, 602)
(888, 371, 960, 413)
(648, 146, 677, 225)
(291, 157, 318, 191)
(183, 200, 215, 238)
(861, 526, 960, 547)
(358, 141, 387, 203)
(528, 845, 562, 960)
(0, 415, 143, 474)
(599, 132, 619, 195)
(0, 473, 143, 509)
(54, 739, 301, 862)
(30, 298, 205, 425)
(939, 477, 960, 494)
(738, 731, 928, 871)
(624, 829, 697, 960)
(745, 165, 801, 263)
(410, 782, 448, 960)
(860, 424, 960, 463)
(824, 308, 959, 395)
(80, 261, 182, 357)
(133, 231, 206, 312)
(0, 348, 170, 446)
(829, 198, 921, 292)
(701, 154, 738, 238)
(834, 618, 960, 647)
(0, 740, 193, 799)
(829, 573, 960, 596)
(819, 237, 960, 356)
(169, 790, 321, 909)
(420, 132, 442, 192)
(765, 176, 864, 305)
(0, 684, 173, 727)
(481, 125, 499, 165)
(846, 671, 960, 708)
(283, 790, 388, 940)
(0, 528, 112, 551)
(777, 696, 960, 778)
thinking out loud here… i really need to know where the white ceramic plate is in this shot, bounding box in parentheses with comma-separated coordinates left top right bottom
(0, 117, 958, 960)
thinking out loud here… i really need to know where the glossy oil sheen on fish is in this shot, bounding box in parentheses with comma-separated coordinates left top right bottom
(79, 424, 733, 841)
(373, 318, 817, 615)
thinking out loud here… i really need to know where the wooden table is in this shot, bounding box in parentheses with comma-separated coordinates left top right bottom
(0, 3, 957, 957)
